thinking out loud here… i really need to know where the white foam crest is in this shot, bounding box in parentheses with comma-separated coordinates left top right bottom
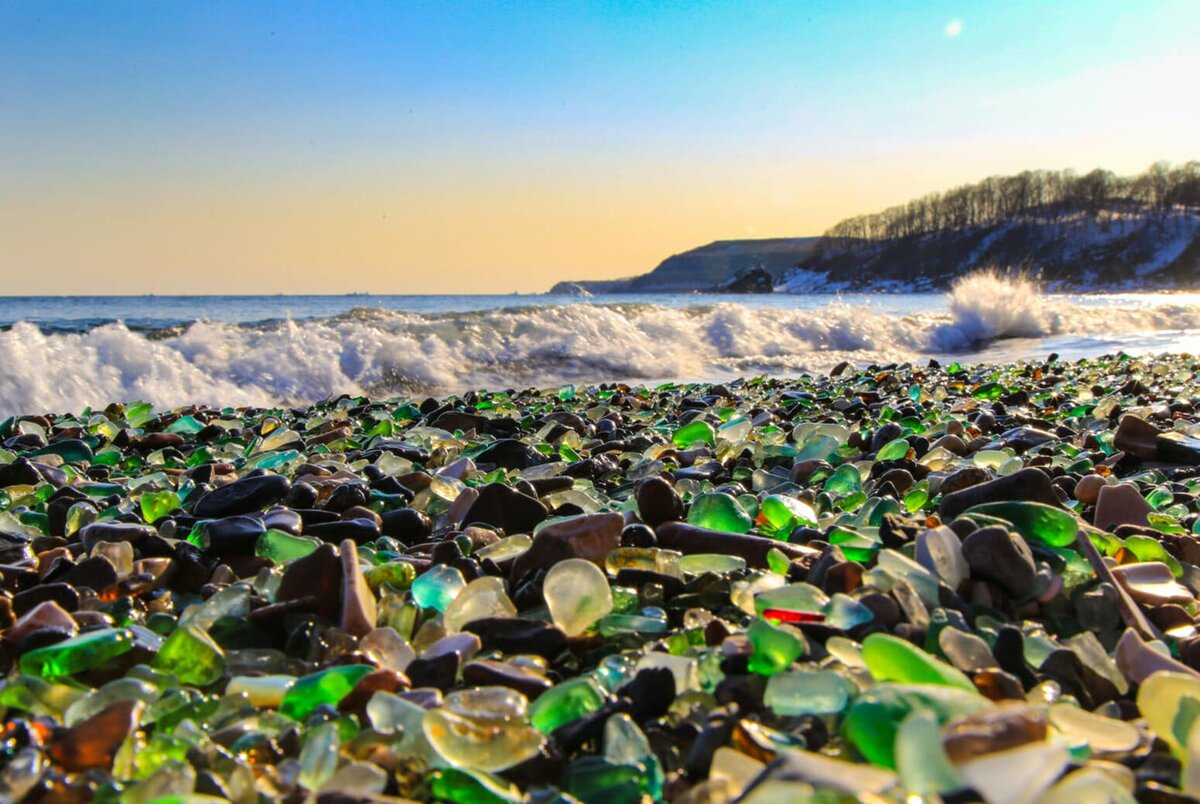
(932, 271, 1054, 350)
(931, 271, 1200, 351)
(4, 291, 1200, 415)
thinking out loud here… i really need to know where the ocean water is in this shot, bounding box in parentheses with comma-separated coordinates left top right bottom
(2, 274, 1200, 416)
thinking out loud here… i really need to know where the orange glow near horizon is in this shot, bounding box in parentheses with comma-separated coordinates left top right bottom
(2, 2, 1198, 294)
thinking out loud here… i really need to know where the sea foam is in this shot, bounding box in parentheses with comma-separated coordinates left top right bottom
(3, 276, 1200, 415)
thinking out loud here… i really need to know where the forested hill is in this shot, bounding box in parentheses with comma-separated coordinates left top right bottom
(780, 162, 1200, 291)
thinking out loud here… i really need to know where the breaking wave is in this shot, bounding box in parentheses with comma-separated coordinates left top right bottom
(3, 275, 1200, 415)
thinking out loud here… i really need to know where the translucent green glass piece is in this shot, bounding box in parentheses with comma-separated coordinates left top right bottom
(131, 732, 190, 778)
(760, 494, 818, 534)
(604, 713, 663, 800)
(747, 618, 805, 676)
(0, 674, 87, 717)
(823, 464, 863, 495)
(877, 437, 911, 461)
(793, 433, 840, 463)
(766, 548, 791, 576)
(179, 585, 250, 631)
(140, 490, 181, 523)
(93, 447, 122, 466)
(1147, 487, 1174, 509)
(596, 611, 670, 637)
(29, 439, 93, 463)
(827, 526, 880, 562)
(365, 560, 417, 590)
(152, 625, 225, 686)
(1122, 534, 1183, 578)
(429, 768, 522, 804)
(861, 634, 977, 693)
(962, 501, 1078, 548)
(298, 721, 341, 791)
(896, 709, 963, 796)
(678, 553, 747, 575)
(165, 415, 204, 435)
(19, 627, 135, 679)
(255, 529, 321, 563)
(529, 677, 607, 734)
(686, 492, 753, 534)
(843, 684, 987, 769)
(411, 564, 466, 612)
(279, 665, 374, 721)
(672, 420, 716, 448)
(565, 756, 645, 803)
(764, 670, 849, 715)
(972, 381, 1006, 400)
(65, 502, 99, 536)
(903, 482, 929, 513)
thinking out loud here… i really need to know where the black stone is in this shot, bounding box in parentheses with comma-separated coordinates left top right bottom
(462, 483, 548, 535)
(193, 474, 290, 518)
(473, 439, 549, 470)
(202, 515, 266, 556)
(939, 467, 1062, 520)
(462, 617, 568, 659)
(303, 518, 381, 545)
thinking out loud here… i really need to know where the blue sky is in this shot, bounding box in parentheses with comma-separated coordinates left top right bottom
(2, 1, 1197, 292)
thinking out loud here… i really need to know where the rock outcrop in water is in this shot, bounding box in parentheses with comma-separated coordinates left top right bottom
(708, 265, 775, 293)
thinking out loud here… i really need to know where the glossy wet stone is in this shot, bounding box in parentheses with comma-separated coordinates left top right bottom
(49, 699, 144, 772)
(192, 473, 290, 518)
(510, 512, 622, 579)
(636, 476, 684, 526)
(939, 467, 1062, 520)
(962, 525, 1038, 598)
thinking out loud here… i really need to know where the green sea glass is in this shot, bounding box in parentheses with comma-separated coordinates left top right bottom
(673, 420, 716, 448)
(255, 529, 321, 563)
(529, 677, 607, 734)
(140, 490, 180, 523)
(411, 564, 466, 612)
(687, 492, 753, 534)
(843, 684, 987, 768)
(747, 618, 805, 676)
(429, 768, 522, 804)
(876, 437, 911, 461)
(764, 670, 849, 715)
(19, 627, 135, 679)
(279, 665, 374, 721)
(962, 500, 1079, 548)
(861, 633, 977, 693)
(823, 463, 863, 495)
(152, 625, 225, 686)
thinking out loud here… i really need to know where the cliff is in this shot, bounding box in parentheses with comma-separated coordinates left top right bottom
(778, 212, 1200, 292)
